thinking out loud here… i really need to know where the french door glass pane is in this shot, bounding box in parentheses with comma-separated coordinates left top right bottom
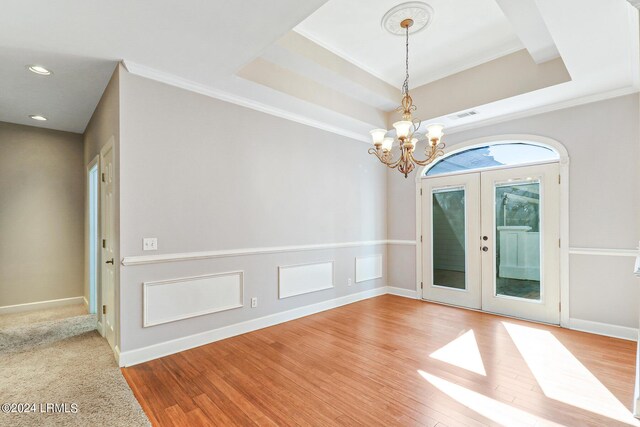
(495, 181, 541, 300)
(432, 188, 466, 289)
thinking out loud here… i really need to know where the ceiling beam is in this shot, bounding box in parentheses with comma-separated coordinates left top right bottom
(495, 0, 560, 64)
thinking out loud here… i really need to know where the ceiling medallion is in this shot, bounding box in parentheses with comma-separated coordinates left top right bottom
(381, 1, 433, 35)
(369, 5, 445, 178)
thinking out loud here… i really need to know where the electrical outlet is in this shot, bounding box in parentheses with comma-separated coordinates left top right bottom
(143, 237, 158, 251)
(251, 297, 258, 308)
(347, 278, 352, 286)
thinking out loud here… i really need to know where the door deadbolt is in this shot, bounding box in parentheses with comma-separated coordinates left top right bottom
(482, 236, 488, 241)
(105, 258, 114, 265)
(481, 246, 489, 252)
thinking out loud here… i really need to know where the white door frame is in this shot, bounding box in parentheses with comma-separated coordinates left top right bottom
(415, 134, 570, 327)
(86, 155, 100, 316)
(99, 136, 118, 354)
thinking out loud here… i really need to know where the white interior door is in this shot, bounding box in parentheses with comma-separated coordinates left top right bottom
(480, 163, 560, 324)
(422, 173, 481, 309)
(421, 162, 560, 324)
(100, 142, 116, 350)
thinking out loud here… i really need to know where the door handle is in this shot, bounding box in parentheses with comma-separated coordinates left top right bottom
(105, 258, 114, 265)
(482, 236, 488, 241)
(481, 246, 489, 252)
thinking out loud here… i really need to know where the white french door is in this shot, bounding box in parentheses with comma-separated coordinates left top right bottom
(422, 173, 481, 309)
(421, 162, 560, 324)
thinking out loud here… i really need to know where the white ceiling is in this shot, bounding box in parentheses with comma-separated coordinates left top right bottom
(0, 0, 638, 141)
(442, 0, 639, 132)
(0, 47, 116, 133)
(0, 0, 327, 133)
(295, 0, 524, 87)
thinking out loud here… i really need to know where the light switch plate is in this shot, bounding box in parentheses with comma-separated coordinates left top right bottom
(143, 237, 158, 251)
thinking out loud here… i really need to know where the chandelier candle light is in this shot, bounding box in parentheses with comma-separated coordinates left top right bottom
(368, 16, 445, 178)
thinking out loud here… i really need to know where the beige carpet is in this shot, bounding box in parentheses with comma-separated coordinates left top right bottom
(0, 304, 150, 427)
(0, 304, 88, 328)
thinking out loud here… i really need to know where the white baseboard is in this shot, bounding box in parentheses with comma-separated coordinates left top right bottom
(569, 318, 638, 341)
(119, 286, 388, 367)
(118, 288, 639, 367)
(0, 296, 85, 315)
(387, 286, 419, 299)
(97, 320, 104, 336)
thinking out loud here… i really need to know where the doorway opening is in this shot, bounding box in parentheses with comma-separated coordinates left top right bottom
(419, 140, 565, 324)
(88, 159, 99, 314)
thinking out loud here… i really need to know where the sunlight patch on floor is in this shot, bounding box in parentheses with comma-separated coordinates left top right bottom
(429, 329, 486, 376)
(418, 370, 563, 427)
(502, 321, 640, 426)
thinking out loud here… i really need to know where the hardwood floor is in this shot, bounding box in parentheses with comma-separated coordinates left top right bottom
(123, 295, 638, 426)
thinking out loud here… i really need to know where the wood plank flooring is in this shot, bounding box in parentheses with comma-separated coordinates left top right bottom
(123, 295, 638, 426)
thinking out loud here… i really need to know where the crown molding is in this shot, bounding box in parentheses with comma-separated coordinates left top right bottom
(121, 60, 370, 143)
(444, 86, 639, 135)
(121, 62, 639, 147)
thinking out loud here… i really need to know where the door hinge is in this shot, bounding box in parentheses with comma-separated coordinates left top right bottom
(102, 305, 106, 315)
(559, 238, 561, 248)
(420, 188, 423, 196)
(101, 172, 105, 182)
(558, 175, 561, 184)
(102, 239, 106, 248)
(559, 302, 561, 312)
(420, 235, 423, 243)
(421, 282, 423, 289)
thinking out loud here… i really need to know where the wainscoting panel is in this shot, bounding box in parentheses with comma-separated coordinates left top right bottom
(143, 271, 243, 327)
(355, 254, 383, 283)
(279, 261, 334, 299)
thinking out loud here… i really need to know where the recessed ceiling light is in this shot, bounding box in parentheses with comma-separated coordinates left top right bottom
(29, 115, 48, 121)
(27, 65, 52, 76)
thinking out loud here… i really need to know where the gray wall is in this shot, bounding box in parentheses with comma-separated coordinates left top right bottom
(0, 121, 84, 306)
(83, 65, 120, 331)
(388, 94, 640, 328)
(118, 71, 387, 351)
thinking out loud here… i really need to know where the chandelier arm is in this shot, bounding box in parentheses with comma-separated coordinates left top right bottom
(412, 118, 421, 135)
(368, 147, 387, 163)
(412, 146, 445, 166)
(385, 150, 406, 169)
(409, 150, 425, 167)
(386, 154, 405, 169)
(368, 147, 402, 168)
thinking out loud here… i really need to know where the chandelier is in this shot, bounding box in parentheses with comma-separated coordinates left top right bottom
(368, 17, 445, 178)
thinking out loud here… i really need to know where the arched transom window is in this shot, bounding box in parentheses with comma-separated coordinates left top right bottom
(424, 142, 559, 177)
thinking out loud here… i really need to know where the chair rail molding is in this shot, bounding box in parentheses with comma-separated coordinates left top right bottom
(121, 240, 404, 266)
(568, 247, 638, 257)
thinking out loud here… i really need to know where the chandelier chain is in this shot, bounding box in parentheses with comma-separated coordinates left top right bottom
(402, 25, 409, 96)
